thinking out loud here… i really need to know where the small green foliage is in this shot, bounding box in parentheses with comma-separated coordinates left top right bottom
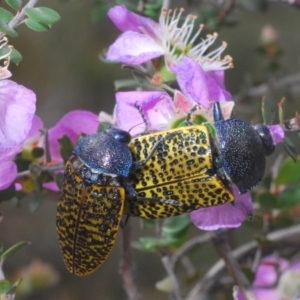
(277, 185, 300, 209)
(241, 267, 255, 284)
(25, 7, 61, 27)
(0, 8, 14, 23)
(98, 122, 111, 132)
(155, 277, 174, 293)
(133, 237, 176, 251)
(31, 147, 44, 159)
(114, 79, 139, 90)
(58, 135, 74, 163)
(275, 156, 300, 185)
(25, 19, 49, 32)
(5, 0, 22, 10)
(0, 280, 11, 295)
(162, 215, 191, 240)
(1, 241, 30, 261)
(0, 20, 18, 38)
(10, 48, 23, 64)
(29, 163, 42, 179)
(283, 137, 298, 162)
(29, 192, 44, 212)
(257, 192, 278, 209)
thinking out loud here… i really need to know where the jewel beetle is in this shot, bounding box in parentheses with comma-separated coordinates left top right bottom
(56, 127, 178, 276)
(124, 102, 275, 218)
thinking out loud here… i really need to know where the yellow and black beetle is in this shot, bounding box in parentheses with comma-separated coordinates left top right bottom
(124, 102, 275, 218)
(57, 102, 275, 275)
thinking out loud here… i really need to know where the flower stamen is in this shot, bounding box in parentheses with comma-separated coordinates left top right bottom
(158, 8, 233, 71)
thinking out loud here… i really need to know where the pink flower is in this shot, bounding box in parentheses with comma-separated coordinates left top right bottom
(0, 81, 36, 190)
(106, 5, 233, 71)
(45, 111, 99, 191)
(190, 187, 252, 230)
(238, 255, 300, 300)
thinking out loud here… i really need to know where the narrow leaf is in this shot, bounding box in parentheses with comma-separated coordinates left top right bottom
(58, 135, 74, 163)
(25, 7, 61, 27)
(283, 136, 298, 162)
(1, 241, 30, 260)
(29, 192, 43, 212)
(24, 19, 48, 32)
(0, 20, 18, 38)
(10, 48, 22, 64)
(275, 156, 300, 185)
(0, 8, 14, 23)
(0, 280, 11, 295)
(5, 0, 22, 10)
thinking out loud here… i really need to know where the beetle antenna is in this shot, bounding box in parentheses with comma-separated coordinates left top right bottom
(185, 105, 199, 125)
(134, 102, 149, 133)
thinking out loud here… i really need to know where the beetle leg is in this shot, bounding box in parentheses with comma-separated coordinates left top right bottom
(132, 132, 178, 169)
(121, 179, 182, 206)
(185, 105, 199, 125)
(213, 102, 224, 121)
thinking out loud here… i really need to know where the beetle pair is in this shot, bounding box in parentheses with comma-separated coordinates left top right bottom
(56, 102, 275, 275)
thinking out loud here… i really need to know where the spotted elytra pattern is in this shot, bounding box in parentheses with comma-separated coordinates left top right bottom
(56, 159, 124, 276)
(125, 126, 234, 218)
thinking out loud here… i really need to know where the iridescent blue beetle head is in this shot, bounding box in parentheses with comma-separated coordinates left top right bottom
(213, 102, 275, 194)
(73, 128, 133, 177)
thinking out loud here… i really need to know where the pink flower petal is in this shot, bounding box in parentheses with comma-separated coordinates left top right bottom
(48, 110, 98, 161)
(108, 5, 159, 37)
(27, 115, 43, 139)
(106, 31, 164, 65)
(43, 181, 60, 192)
(254, 256, 289, 286)
(173, 90, 194, 115)
(0, 160, 17, 190)
(171, 57, 210, 108)
(190, 186, 252, 231)
(0, 80, 36, 148)
(115, 91, 174, 136)
(268, 125, 284, 145)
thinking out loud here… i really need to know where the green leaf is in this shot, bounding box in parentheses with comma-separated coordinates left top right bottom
(25, 7, 61, 27)
(29, 163, 42, 179)
(5, 0, 22, 10)
(10, 48, 22, 64)
(114, 79, 139, 90)
(257, 192, 278, 209)
(24, 19, 48, 32)
(277, 185, 300, 208)
(59, 135, 74, 163)
(0, 20, 18, 38)
(0, 8, 14, 23)
(275, 156, 300, 185)
(155, 277, 174, 293)
(31, 147, 44, 159)
(1, 241, 30, 260)
(0, 280, 11, 295)
(162, 215, 190, 240)
(29, 192, 44, 212)
(98, 122, 111, 132)
(283, 136, 298, 162)
(133, 236, 178, 251)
